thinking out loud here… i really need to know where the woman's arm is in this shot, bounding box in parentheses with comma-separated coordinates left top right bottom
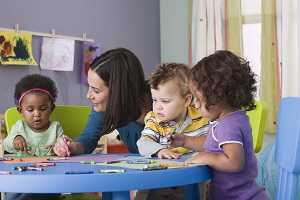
(117, 121, 144, 153)
(73, 109, 105, 154)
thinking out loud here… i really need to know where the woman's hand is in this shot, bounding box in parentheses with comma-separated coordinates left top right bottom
(157, 148, 181, 159)
(13, 135, 28, 153)
(53, 135, 72, 157)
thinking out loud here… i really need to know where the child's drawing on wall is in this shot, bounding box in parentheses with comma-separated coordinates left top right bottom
(0, 31, 37, 65)
(80, 41, 101, 84)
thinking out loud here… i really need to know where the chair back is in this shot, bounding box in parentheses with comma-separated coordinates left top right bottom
(275, 97, 300, 200)
(246, 101, 267, 153)
(4, 105, 91, 138)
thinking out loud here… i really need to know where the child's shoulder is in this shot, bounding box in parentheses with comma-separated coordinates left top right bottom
(219, 110, 247, 123)
(48, 121, 62, 128)
(144, 111, 157, 122)
(216, 111, 249, 130)
(188, 105, 208, 121)
(187, 105, 201, 118)
(9, 120, 27, 135)
(11, 119, 25, 129)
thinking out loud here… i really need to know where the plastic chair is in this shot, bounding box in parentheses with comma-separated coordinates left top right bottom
(275, 97, 300, 200)
(4, 105, 91, 138)
(246, 101, 267, 153)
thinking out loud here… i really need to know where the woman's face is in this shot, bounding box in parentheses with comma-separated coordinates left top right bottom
(86, 69, 109, 112)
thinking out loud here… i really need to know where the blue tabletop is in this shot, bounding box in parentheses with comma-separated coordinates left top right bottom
(0, 154, 211, 199)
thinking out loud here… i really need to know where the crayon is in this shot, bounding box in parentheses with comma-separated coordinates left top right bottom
(126, 159, 156, 164)
(80, 160, 96, 165)
(35, 162, 56, 167)
(47, 157, 69, 161)
(65, 170, 94, 174)
(0, 157, 14, 161)
(14, 166, 27, 171)
(14, 166, 44, 171)
(99, 169, 125, 173)
(62, 135, 71, 156)
(142, 165, 168, 171)
(26, 166, 44, 171)
(105, 160, 121, 164)
(0, 170, 11, 175)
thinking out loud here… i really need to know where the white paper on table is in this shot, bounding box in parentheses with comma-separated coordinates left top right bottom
(40, 37, 75, 71)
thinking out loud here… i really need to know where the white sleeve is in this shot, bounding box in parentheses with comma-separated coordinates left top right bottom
(137, 128, 167, 157)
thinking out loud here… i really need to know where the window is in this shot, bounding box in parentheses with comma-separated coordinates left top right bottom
(241, 0, 261, 98)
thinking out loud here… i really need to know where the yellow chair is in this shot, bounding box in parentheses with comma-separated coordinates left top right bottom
(4, 105, 91, 138)
(246, 101, 267, 153)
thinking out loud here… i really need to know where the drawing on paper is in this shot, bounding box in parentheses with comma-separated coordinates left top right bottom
(0, 31, 37, 65)
(80, 42, 101, 84)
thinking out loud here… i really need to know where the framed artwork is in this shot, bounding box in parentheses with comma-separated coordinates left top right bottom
(0, 30, 37, 65)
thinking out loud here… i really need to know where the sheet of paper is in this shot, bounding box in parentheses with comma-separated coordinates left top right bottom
(40, 37, 75, 71)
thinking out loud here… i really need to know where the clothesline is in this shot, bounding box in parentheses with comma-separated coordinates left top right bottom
(0, 24, 94, 42)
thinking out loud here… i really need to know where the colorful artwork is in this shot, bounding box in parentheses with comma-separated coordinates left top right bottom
(0, 31, 37, 65)
(80, 41, 102, 84)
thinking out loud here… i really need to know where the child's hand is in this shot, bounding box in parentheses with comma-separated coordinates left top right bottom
(53, 135, 72, 157)
(170, 134, 186, 147)
(157, 148, 181, 159)
(13, 135, 28, 153)
(185, 152, 207, 165)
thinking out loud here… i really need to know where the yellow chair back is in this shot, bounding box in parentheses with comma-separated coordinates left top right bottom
(4, 105, 91, 138)
(246, 101, 267, 153)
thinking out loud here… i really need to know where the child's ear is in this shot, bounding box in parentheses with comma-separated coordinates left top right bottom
(17, 106, 22, 113)
(51, 104, 56, 112)
(184, 94, 193, 107)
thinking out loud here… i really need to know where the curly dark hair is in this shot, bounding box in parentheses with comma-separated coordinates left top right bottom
(149, 63, 191, 97)
(14, 74, 58, 106)
(191, 50, 257, 111)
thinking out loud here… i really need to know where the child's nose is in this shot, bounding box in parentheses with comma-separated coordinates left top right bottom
(154, 102, 163, 110)
(33, 110, 41, 117)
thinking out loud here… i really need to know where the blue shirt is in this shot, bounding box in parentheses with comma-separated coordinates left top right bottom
(76, 109, 144, 153)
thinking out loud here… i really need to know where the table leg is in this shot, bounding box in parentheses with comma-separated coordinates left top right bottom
(184, 184, 200, 200)
(103, 191, 130, 200)
(102, 192, 112, 200)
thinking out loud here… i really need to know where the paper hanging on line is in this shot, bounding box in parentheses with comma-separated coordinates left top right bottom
(40, 37, 75, 71)
(80, 41, 102, 84)
(0, 30, 37, 65)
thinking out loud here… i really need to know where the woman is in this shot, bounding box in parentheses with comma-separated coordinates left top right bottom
(54, 47, 152, 156)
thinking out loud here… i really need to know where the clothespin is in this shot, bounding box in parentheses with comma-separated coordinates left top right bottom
(51, 29, 56, 36)
(14, 24, 19, 33)
(82, 33, 87, 41)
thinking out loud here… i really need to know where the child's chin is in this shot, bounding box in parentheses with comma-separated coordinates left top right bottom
(30, 125, 46, 132)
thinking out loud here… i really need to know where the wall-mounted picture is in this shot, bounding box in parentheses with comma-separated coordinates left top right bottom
(80, 41, 102, 84)
(0, 30, 37, 65)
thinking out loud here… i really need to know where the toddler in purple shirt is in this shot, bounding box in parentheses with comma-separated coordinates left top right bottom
(171, 50, 268, 200)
